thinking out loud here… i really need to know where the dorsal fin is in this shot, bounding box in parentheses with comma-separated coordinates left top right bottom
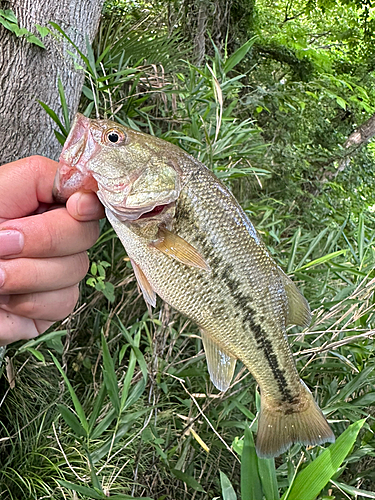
(200, 329, 236, 392)
(278, 268, 311, 327)
(151, 227, 210, 271)
(131, 259, 157, 307)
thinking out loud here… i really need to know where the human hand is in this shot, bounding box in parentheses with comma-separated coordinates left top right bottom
(0, 155, 105, 345)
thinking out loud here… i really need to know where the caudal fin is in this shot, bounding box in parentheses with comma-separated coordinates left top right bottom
(256, 386, 335, 458)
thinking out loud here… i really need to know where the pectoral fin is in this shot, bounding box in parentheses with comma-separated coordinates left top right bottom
(151, 227, 210, 271)
(278, 268, 311, 327)
(200, 330, 236, 392)
(131, 259, 157, 307)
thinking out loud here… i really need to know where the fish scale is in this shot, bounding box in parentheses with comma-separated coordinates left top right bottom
(53, 113, 335, 457)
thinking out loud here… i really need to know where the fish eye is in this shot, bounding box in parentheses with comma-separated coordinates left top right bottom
(105, 128, 126, 144)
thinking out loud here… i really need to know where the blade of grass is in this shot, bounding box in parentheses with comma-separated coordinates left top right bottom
(88, 383, 107, 433)
(18, 329, 67, 352)
(101, 333, 120, 415)
(50, 352, 89, 435)
(220, 470, 237, 500)
(38, 100, 67, 135)
(282, 419, 365, 500)
(241, 427, 262, 500)
(171, 469, 206, 493)
(58, 77, 70, 132)
(57, 404, 87, 437)
(287, 227, 301, 273)
(258, 457, 279, 500)
(330, 479, 375, 498)
(293, 249, 347, 272)
(296, 227, 330, 269)
(224, 37, 257, 73)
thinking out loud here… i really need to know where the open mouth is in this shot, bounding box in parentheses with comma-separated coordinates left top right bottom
(139, 202, 174, 219)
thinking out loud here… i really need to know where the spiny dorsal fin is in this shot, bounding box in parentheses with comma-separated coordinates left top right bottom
(151, 227, 210, 271)
(131, 259, 157, 307)
(200, 329, 236, 392)
(278, 268, 311, 327)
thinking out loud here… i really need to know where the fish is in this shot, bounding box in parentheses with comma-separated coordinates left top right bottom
(53, 113, 335, 458)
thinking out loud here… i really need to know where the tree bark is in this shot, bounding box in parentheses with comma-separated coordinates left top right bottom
(336, 112, 375, 174)
(0, 0, 104, 165)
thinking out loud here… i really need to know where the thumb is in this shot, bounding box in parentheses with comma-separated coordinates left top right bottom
(0, 156, 59, 220)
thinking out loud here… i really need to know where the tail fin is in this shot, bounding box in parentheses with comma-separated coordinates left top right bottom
(256, 385, 335, 458)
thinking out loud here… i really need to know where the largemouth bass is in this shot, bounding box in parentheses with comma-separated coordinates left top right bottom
(53, 113, 335, 457)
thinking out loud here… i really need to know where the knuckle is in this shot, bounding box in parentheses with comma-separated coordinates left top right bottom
(43, 219, 59, 255)
(89, 221, 100, 245)
(21, 295, 38, 316)
(76, 251, 90, 279)
(55, 286, 80, 320)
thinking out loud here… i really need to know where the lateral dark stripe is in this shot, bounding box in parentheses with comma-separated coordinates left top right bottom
(176, 195, 297, 403)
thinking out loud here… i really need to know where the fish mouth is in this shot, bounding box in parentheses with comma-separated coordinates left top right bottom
(53, 114, 100, 203)
(138, 202, 174, 219)
(101, 195, 175, 222)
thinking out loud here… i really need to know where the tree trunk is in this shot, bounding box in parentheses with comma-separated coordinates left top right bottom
(0, 0, 104, 165)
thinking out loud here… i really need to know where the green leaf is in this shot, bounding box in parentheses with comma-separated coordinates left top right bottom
(294, 249, 347, 272)
(336, 96, 347, 109)
(0, 18, 18, 32)
(57, 404, 87, 437)
(241, 427, 262, 500)
(19, 329, 67, 352)
(101, 333, 120, 415)
(50, 352, 89, 435)
(220, 471, 237, 500)
(90, 408, 117, 440)
(224, 37, 257, 73)
(258, 457, 279, 500)
(56, 480, 105, 499)
(54, 130, 67, 145)
(25, 34, 45, 48)
(0, 9, 18, 23)
(25, 348, 45, 363)
(35, 24, 50, 38)
(97, 264, 106, 278)
(283, 419, 365, 500)
(38, 100, 67, 135)
(57, 480, 153, 500)
(45, 334, 64, 354)
(110, 496, 154, 500)
(330, 479, 375, 498)
(58, 77, 70, 132)
(171, 469, 206, 492)
(49, 21, 90, 68)
(287, 227, 301, 273)
(88, 383, 107, 433)
(86, 277, 96, 287)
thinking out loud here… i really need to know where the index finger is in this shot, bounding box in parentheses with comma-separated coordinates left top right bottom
(0, 156, 58, 219)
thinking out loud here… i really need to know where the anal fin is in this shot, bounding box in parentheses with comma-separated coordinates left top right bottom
(200, 330, 236, 392)
(151, 227, 210, 271)
(278, 268, 311, 327)
(130, 259, 157, 307)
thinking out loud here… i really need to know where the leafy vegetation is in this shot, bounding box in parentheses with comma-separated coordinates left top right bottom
(1, 0, 375, 498)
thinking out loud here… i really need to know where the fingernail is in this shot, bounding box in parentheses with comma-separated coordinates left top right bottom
(0, 230, 24, 256)
(77, 192, 100, 218)
(0, 295, 9, 305)
(0, 268, 5, 288)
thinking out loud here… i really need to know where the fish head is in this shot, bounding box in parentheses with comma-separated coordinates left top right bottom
(53, 113, 182, 221)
